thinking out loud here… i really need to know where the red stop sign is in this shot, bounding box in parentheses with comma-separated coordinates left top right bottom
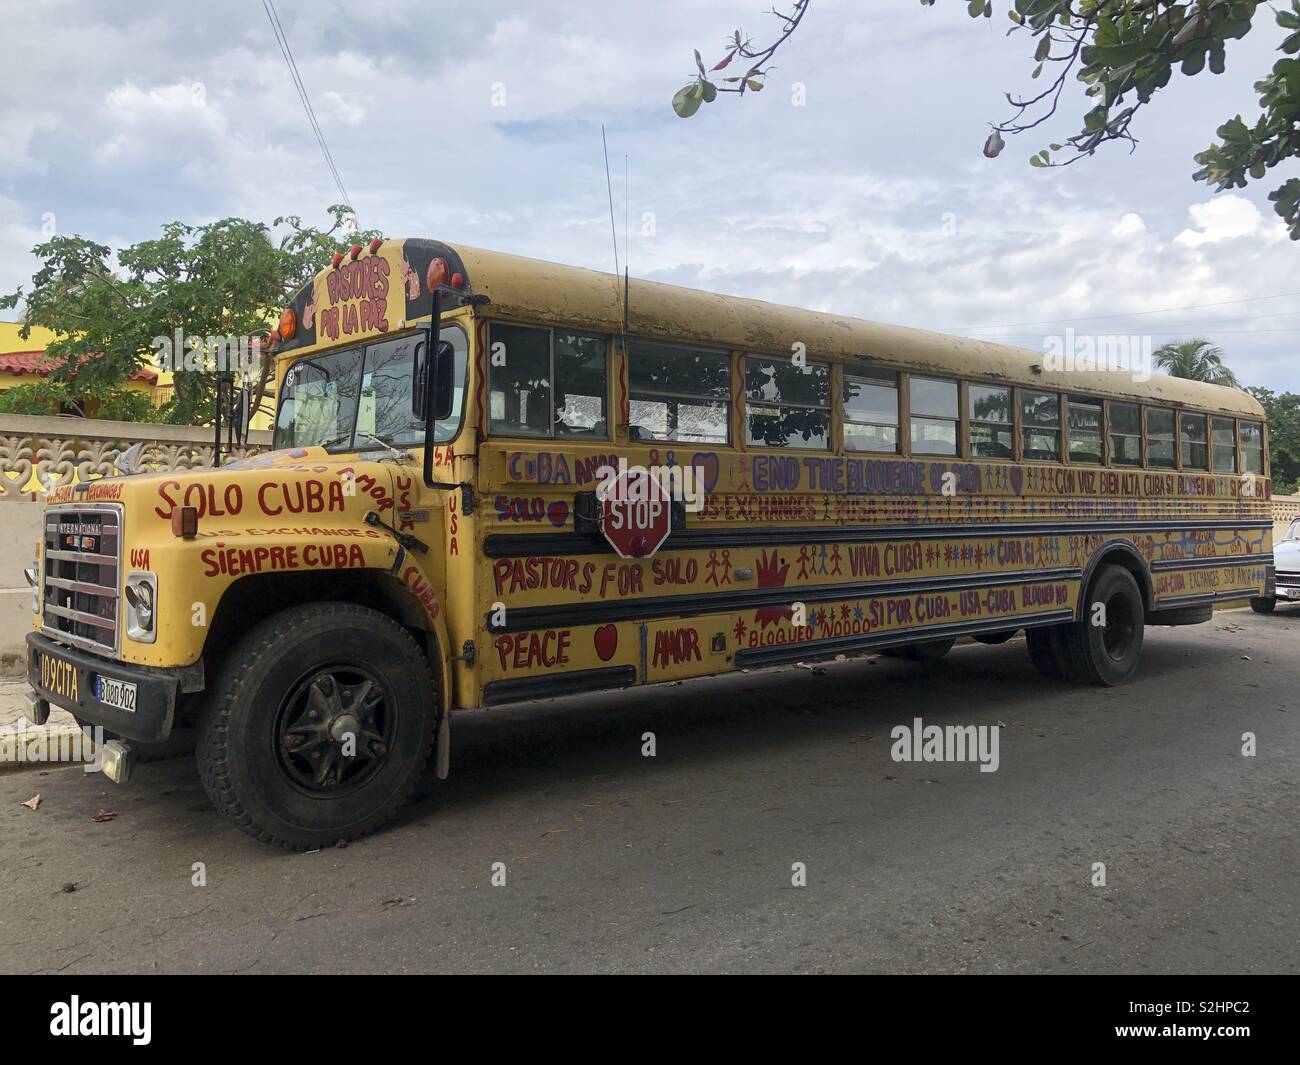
(599, 468, 672, 559)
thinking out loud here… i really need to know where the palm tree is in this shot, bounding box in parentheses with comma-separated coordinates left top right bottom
(1153, 338, 1238, 387)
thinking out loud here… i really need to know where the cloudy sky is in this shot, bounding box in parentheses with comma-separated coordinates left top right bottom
(1, 0, 1297, 390)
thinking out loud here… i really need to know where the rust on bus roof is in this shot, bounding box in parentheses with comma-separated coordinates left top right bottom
(284, 238, 1265, 420)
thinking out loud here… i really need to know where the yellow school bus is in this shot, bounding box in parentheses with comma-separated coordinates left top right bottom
(24, 238, 1273, 848)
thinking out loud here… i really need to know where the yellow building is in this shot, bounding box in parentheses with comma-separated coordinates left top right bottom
(0, 321, 168, 412)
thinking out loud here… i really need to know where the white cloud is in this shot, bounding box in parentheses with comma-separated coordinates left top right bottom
(0, 0, 1296, 391)
(1113, 212, 1146, 239)
(1175, 195, 1283, 247)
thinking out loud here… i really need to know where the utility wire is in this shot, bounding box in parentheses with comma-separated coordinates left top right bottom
(967, 326, 1300, 340)
(263, 0, 355, 222)
(968, 308, 1300, 337)
(947, 289, 1300, 333)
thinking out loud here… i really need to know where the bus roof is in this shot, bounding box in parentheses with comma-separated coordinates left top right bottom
(279, 238, 1263, 420)
(447, 241, 1263, 420)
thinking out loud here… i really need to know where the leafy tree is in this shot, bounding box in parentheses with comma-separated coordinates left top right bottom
(1, 206, 378, 425)
(672, 1, 810, 117)
(1246, 385, 1300, 492)
(0, 378, 153, 421)
(676, 2, 1300, 238)
(1153, 337, 1239, 385)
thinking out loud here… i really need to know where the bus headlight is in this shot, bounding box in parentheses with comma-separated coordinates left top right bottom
(124, 572, 157, 643)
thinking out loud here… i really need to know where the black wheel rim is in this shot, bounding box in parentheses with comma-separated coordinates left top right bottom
(1101, 592, 1137, 661)
(274, 666, 395, 796)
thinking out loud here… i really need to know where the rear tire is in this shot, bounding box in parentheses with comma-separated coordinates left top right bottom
(196, 602, 437, 851)
(1025, 625, 1067, 679)
(1059, 565, 1145, 686)
(1250, 596, 1276, 615)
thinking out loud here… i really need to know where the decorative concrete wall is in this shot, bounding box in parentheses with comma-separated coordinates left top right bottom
(0, 413, 272, 500)
(0, 414, 273, 672)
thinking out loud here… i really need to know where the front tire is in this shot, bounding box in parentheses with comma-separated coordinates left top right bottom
(196, 602, 437, 850)
(1250, 596, 1276, 615)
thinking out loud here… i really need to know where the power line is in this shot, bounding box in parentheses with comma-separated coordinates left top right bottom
(966, 326, 1300, 340)
(945, 290, 1300, 333)
(968, 308, 1300, 337)
(263, 0, 355, 222)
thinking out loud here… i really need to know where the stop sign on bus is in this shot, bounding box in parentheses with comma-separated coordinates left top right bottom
(598, 467, 672, 559)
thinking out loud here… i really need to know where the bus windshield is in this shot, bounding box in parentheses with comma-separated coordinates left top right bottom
(274, 326, 467, 452)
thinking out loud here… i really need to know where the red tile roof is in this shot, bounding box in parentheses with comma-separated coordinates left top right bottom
(0, 350, 158, 384)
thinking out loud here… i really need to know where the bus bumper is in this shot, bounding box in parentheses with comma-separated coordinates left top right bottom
(25, 631, 180, 743)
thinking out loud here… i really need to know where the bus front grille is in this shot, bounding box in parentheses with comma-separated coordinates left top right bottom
(41, 503, 122, 657)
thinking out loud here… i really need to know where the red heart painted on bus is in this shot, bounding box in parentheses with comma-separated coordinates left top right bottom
(594, 624, 618, 661)
(1009, 467, 1024, 496)
(547, 500, 569, 527)
(692, 452, 720, 493)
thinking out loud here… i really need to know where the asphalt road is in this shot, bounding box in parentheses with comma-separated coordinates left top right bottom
(2, 608, 1297, 975)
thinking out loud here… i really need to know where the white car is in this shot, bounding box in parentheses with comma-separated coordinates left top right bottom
(1254, 517, 1300, 613)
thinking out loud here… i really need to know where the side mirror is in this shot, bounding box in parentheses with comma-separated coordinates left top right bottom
(431, 339, 455, 421)
(411, 338, 428, 420)
(412, 337, 455, 423)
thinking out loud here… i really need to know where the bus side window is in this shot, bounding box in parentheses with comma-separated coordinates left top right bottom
(1108, 401, 1142, 466)
(909, 377, 958, 456)
(1180, 412, 1208, 470)
(627, 339, 730, 443)
(554, 331, 608, 436)
(1146, 408, 1176, 468)
(1240, 420, 1264, 475)
(489, 323, 551, 436)
(1020, 390, 1061, 462)
(844, 368, 900, 453)
(1211, 416, 1238, 473)
(487, 323, 609, 438)
(1067, 396, 1104, 464)
(968, 384, 1013, 459)
(744, 354, 831, 449)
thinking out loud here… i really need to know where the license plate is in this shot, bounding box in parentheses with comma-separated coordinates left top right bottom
(38, 651, 81, 702)
(95, 675, 137, 713)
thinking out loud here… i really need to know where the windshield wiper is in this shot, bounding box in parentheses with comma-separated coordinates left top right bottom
(359, 433, 410, 462)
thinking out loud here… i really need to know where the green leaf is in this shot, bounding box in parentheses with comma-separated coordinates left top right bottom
(701, 80, 718, 102)
(673, 84, 702, 117)
(746, 78, 764, 91)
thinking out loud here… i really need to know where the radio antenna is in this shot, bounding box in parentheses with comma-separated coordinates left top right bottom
(601, 124, 620, 278)
(623, 153, 630, 336)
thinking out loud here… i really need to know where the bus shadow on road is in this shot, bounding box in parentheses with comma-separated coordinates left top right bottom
(99, 621, 1266, 847)
(404, 626, 1256, 823)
